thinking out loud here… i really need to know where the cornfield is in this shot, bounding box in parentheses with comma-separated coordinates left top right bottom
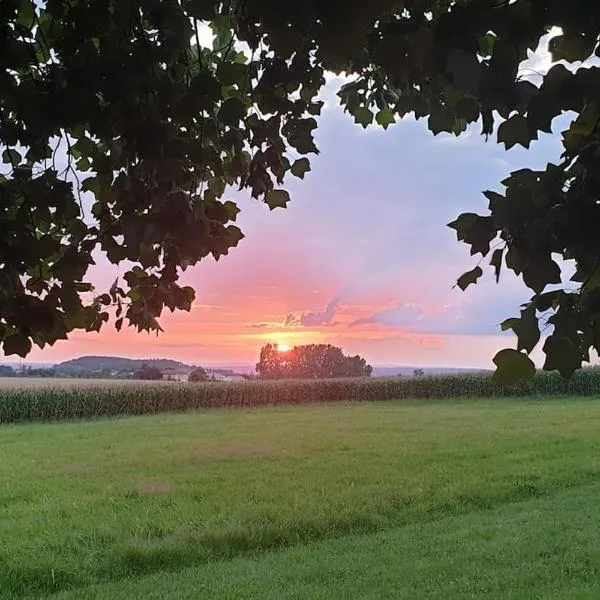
(2, 369, 600, 424)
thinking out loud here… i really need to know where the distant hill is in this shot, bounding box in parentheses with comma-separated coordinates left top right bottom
(52, 357, 489, 378)
(55, 356, 193, 374)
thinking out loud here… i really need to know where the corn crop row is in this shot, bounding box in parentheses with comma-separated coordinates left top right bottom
(2, 370, 600, 424)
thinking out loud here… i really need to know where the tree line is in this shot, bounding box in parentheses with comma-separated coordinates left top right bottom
(256, 344, 372, 380)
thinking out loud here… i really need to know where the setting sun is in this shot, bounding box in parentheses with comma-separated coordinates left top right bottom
(276, 344, 291, 352)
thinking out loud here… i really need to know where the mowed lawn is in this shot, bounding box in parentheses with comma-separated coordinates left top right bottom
(2, 399, 600, 599)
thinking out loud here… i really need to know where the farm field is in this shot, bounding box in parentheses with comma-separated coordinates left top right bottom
(2, 398, 600, 598)
(0, 377, 181, 389)
(3, 370, 600, 423)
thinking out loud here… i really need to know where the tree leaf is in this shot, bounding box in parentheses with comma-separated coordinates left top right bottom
(448, 213, 478, 235)
(352, 107, 373, 128)
(81, 177, 99, 196)
(16, 0, 35, 30)
(290, 158, 311, 179)
(481, 109, 494, 137)
(218, 98, 244, 126)
(501, 317, 519, 332)
(542, 335, 582, 379)
(428, 105, 454, 135)
(264, 189, 290, 210)
(523, 259, 561, 294)
(216, 61, 246, 86)
(497, 115, 536, 149)
(456, 266, 483, 291)
(490, 248, 503, 282)
(549, 34, 597, 62)
(478, 33, 496, 57)
(375, 108, 395, 129)
(455, 97, 480, 123)
(534, 290, 566, 312)
(223, 200, 240, 220)
(210, 15, 234, 51)
(3, 333, 32, 358)
(2, 149, 22, 165)
(493, 348, 536, 383)
(527, 93, 558, 134)
(516, 81, 538, 112)
(514, 306, 540, 354)
(446, 49, 481, 93)
(448, 213, 495, 256)
(562, 103, 600, 155)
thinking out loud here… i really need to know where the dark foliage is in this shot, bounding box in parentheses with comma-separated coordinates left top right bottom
(256, 343, 372, 379)
(188, 366, 209, 382)
(2, 0, 600, 379)
(134, 364, 163, 381)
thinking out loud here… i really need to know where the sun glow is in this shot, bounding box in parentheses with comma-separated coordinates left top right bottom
(276, 343, 291, 352)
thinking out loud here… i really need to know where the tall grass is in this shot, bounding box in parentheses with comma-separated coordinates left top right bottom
(2, 369, 600, 423)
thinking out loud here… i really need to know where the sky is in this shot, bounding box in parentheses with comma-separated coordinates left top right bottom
(13, 36, 583, 369)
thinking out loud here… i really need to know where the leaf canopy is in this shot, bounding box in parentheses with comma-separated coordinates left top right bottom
(2, 0, 600, 379)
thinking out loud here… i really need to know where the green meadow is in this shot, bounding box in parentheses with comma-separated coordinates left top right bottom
(0, 398, 600, 599)
(2, 398, 600, 598)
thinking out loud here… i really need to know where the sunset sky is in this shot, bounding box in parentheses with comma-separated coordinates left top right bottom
(17, 43, 577, 369)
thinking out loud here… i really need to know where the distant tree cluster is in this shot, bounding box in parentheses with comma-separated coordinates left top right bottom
(256, 344, 372, 380)
(134, 364, 163, 381)
(188, 367, 209, 382)
(0, 365, 15, 377)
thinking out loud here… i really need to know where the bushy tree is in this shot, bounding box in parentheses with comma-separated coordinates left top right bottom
(188, 366, 209, 382)
(134, 364, 163, 381)
(2, 0, 600, 379)
(256, 343, 372, 379)
(0, 365, 15, 377)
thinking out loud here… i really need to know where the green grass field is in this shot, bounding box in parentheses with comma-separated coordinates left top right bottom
(3, 398, 600, 598)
